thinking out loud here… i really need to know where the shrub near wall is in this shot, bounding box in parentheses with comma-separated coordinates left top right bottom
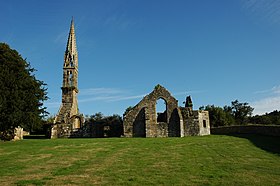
(211, 125, 280, 136)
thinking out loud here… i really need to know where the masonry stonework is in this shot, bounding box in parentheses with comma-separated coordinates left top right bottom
(51, 19, 84, 138)
(123, 85, 210, 137)
(51, 19, 210, 138)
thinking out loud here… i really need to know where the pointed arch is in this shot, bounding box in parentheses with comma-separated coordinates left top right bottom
(123, 85, 184, 137)
(156, 98, 167, 122)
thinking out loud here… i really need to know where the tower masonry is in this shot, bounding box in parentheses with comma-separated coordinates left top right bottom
(52, 19, 84, 138)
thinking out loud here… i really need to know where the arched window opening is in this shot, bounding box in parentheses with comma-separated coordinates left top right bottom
(156, 98, 167, 122)
(73, 117, 80, 129)
(70, 56, 75, 67)
(69, 71, 73, 87)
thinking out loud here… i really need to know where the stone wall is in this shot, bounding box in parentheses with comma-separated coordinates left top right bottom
(123, 85, 211, 138)
(211, 125, 280, 136)
(51, 121, 123, 138)
(51, 123, 72, 138)
(181, 108, 210, 136)
(198, 111, 211, 135)
(123, 85, 183, 137)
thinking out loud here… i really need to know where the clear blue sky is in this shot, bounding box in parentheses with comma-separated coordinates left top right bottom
(1, 0, 280, 116)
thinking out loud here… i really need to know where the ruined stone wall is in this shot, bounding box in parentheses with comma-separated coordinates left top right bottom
(169, 108, 183, 137)
(52, 114, 84, 138)
(181, 108, 200, 136)
(198, 111, 210, 135)
(156, 122, 168, 137)
(123, 85, 183, 137)
(51, 123, 72, 138)
(68, 122, 93, 138)
(51, 121, 123, 138)
(211, 125, 280, 136)
(132, 108, 146, 137)
(181, 108, 210, 136)
(124, 105, 147, 137)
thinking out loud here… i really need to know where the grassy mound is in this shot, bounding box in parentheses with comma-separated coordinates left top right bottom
(0, 135, 280, 185)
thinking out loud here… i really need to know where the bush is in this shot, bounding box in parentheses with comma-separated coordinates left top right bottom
(0, 129, 15, 141)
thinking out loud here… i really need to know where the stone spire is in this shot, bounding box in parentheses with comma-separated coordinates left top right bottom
(64, 18, 78, 69)
(63, 17, 78, 89)
(53, 18, 83, 137)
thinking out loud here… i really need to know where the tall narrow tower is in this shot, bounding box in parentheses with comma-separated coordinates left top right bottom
(53, 18, 83, 137)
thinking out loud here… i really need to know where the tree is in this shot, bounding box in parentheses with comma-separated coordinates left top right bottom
(0, 43, 48, 135)
(230, 100, 254, 125)
(200, 105, 235, 127)
(43, 115, 56, 124)
(84, 113, 123, 137)
(91, 112, 104, 121)
(250, 110, 280, 125)
(200, 100, 254, 127)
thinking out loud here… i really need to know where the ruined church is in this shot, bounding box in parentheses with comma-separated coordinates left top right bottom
(51, 19, 210, 138)
(123, 85, 210, 137)
(51, 19, 84, 138)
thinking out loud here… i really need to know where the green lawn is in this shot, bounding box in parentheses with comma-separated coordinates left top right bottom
(0, 135, 280, 186)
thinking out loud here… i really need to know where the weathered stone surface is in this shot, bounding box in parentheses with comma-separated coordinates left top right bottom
(13, 126, 23, 140)
(181, 108, 210, 136)
(51, 20, 210, 139)
(211, 125, 280, 136)
(123, 85, 210, 137)
(123, 84, 184, 137)
(52, 19, 84, 138)
(68, 121, 123, 138)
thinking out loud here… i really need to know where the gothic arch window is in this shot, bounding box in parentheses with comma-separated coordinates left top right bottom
(70, 56, 75, 67)
(73, 117, 81, 129)
(156, 98, 167, 122)
(69, 71, 73, 87)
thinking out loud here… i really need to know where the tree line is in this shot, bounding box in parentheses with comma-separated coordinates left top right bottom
(84, 112, 123, 137)
(200, 100, 280, 127)
(250, 110, 280, 125)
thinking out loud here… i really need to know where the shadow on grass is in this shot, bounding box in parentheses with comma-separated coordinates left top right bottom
(225, 134, 280, 155)
(23, 135, 48, 139)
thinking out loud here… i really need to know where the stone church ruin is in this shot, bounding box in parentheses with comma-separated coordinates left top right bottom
(50, 19, 210, 138)
(123, 85, 210, 137)
(51, 19, 84, 138)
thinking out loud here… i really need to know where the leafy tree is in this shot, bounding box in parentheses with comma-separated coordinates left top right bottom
(84, 113, 123, 137)
(200, 105, 235, 127)
(200, 100, 254, 127)
(43, 115, 56, 124)
(229, 100, 254, 125)
(266, 110, 280, 125)
(250, 110, 280, 125)
(89, 112, 104, 121)
(0, 43, 48, 135)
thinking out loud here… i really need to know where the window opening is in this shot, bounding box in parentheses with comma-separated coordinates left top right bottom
(156, 98, 167, 122)
(203, 120, 207, 128)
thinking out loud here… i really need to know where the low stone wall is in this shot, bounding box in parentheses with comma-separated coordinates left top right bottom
(211, 125, 280, 136)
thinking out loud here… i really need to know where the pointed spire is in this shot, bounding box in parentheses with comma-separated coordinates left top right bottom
(66, 17, 77, 57)
(70, 17, 75, 35)
(64, 17, 78, 68)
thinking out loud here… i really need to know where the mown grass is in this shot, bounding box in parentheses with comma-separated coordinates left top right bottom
(0, 135, 280, 185)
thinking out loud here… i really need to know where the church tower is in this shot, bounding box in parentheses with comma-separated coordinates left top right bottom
(53, 18, 83, 137)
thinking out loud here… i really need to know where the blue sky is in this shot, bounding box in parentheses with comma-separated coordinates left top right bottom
(1, 0, 280, 116)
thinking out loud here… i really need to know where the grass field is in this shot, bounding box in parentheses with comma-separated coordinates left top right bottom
(0, 135, 280, 186)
